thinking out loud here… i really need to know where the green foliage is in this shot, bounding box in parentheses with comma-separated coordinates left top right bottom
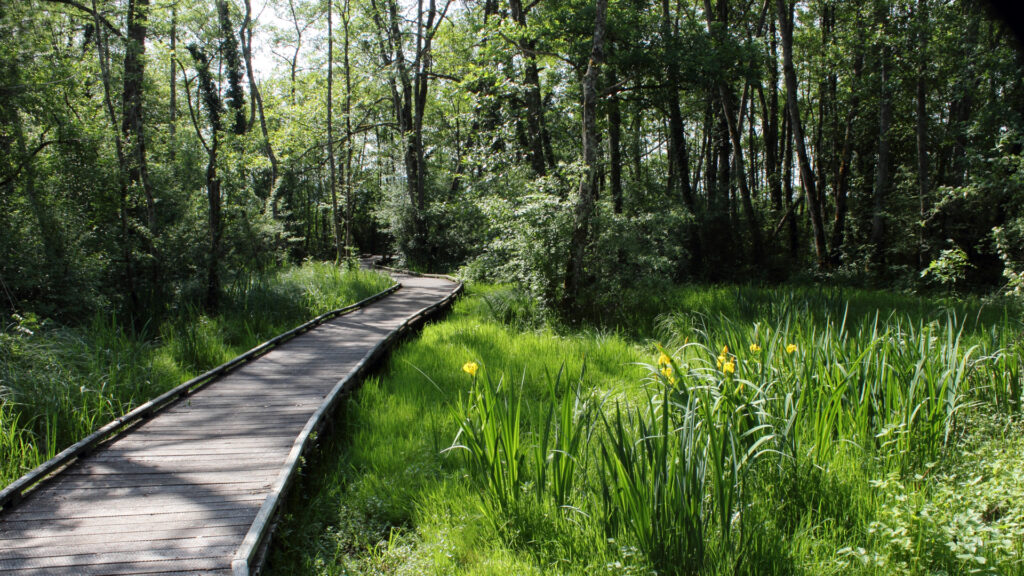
(922, 244, 973, 290)
(462, 183, 574, 309)
(461, 165, 692, 324)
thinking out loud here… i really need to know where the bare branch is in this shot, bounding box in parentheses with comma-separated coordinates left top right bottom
(178, 61, 212, 154)
(0, 138, 70, 189)
(43, 0, 123, 38)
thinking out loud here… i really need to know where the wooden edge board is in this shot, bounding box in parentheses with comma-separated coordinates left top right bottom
(0, 280, 401, 513)
(231, 273, 463, 576)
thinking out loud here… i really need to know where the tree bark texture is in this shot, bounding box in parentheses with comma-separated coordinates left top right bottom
(777, 0, 829, 269)
(563, 0, 608, 316)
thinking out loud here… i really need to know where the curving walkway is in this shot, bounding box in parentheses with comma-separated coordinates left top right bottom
(0, 270, 459, 575)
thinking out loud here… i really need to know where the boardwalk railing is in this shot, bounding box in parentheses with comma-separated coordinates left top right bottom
(231, 266, 462, 575)
(0, 281, 401, 512)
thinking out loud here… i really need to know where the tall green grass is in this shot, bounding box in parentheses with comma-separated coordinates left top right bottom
(266, 283, 1023, 575)
(0, 263, 393, 488)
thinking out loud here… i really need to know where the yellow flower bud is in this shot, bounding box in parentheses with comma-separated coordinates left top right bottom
(749, 343, 761, 353)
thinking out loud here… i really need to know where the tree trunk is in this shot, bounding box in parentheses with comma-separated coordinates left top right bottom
(663, 0, 694, 209)
(631, 108, 643, 185)
(720, 85, 764, 260)
(563, 0, 607, 317)
(327, 0, 342, 261)
(122, 0, 155, 234)
(242, 0, 279, 206)
(915, 0, 930, 269)
(767, 13, 781, 212)
(343, 0, 355, 252)
(871, 1, 892, 257)
(777, 0, 828, 269)
(702, 0, 762, 265)
(287, 0, 302, 105)
(187, 44, 223, 310)
(206, 139, 221, 310)
(947, 1, 979, 188)
(830, 51, 863, 266)
(92, 1, 138, 312)
(509, 0, 548, 176)
(169, 8, 177, 166)
(782, 104, 798, 257)
(607, 68, 623, 214)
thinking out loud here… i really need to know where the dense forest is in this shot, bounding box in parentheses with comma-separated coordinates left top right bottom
(3, 1, 1024, 573)
(2, 0, 1022, 323)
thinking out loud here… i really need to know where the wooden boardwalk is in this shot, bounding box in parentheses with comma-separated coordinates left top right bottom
(0, 271, 459, 575)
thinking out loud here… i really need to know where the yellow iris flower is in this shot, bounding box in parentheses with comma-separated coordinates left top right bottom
(661, 365, 678, 385)
(749, 343, 761, 353)
(462, 361, 479, 377)
(786, 344, 798, 354)
(723, 360, 735, 374)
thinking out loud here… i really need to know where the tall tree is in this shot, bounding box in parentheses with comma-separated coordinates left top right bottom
(777, 0, 829, 269)
(122, 0, 155, 238)
(327, 0, 342, 261)
(91, 0, 137, 310)
(606, 68, 624, 214)
(241, 0, 280, 206)
(563, 0, 608, 316)
(870, 0, 893, 258)
(509, 0, 550, 176)
(663, 0, 694, 209)
(915, 0, 930, 268)
(185, 44, 224, 310)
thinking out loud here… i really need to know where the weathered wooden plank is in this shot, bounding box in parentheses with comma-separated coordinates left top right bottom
(102, 439, 296, 453)
(3, 493, 265, 521)
(0, 545, 239, 570)
(3, 501, 262, 526)
(0, 525, 247, 550)
(0, 557, 232, 575)
(37, 472, 275, 491)
(127, 416, 311, 429)
(58, 462, 284, 477)
(0, 511, 255, 539)
(41, 479, 271, 499)
(166, 392, 321, 404)
(163, 403, 317, 412)
(1, 535, 239, 558)
(91, 447, 292, 460)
